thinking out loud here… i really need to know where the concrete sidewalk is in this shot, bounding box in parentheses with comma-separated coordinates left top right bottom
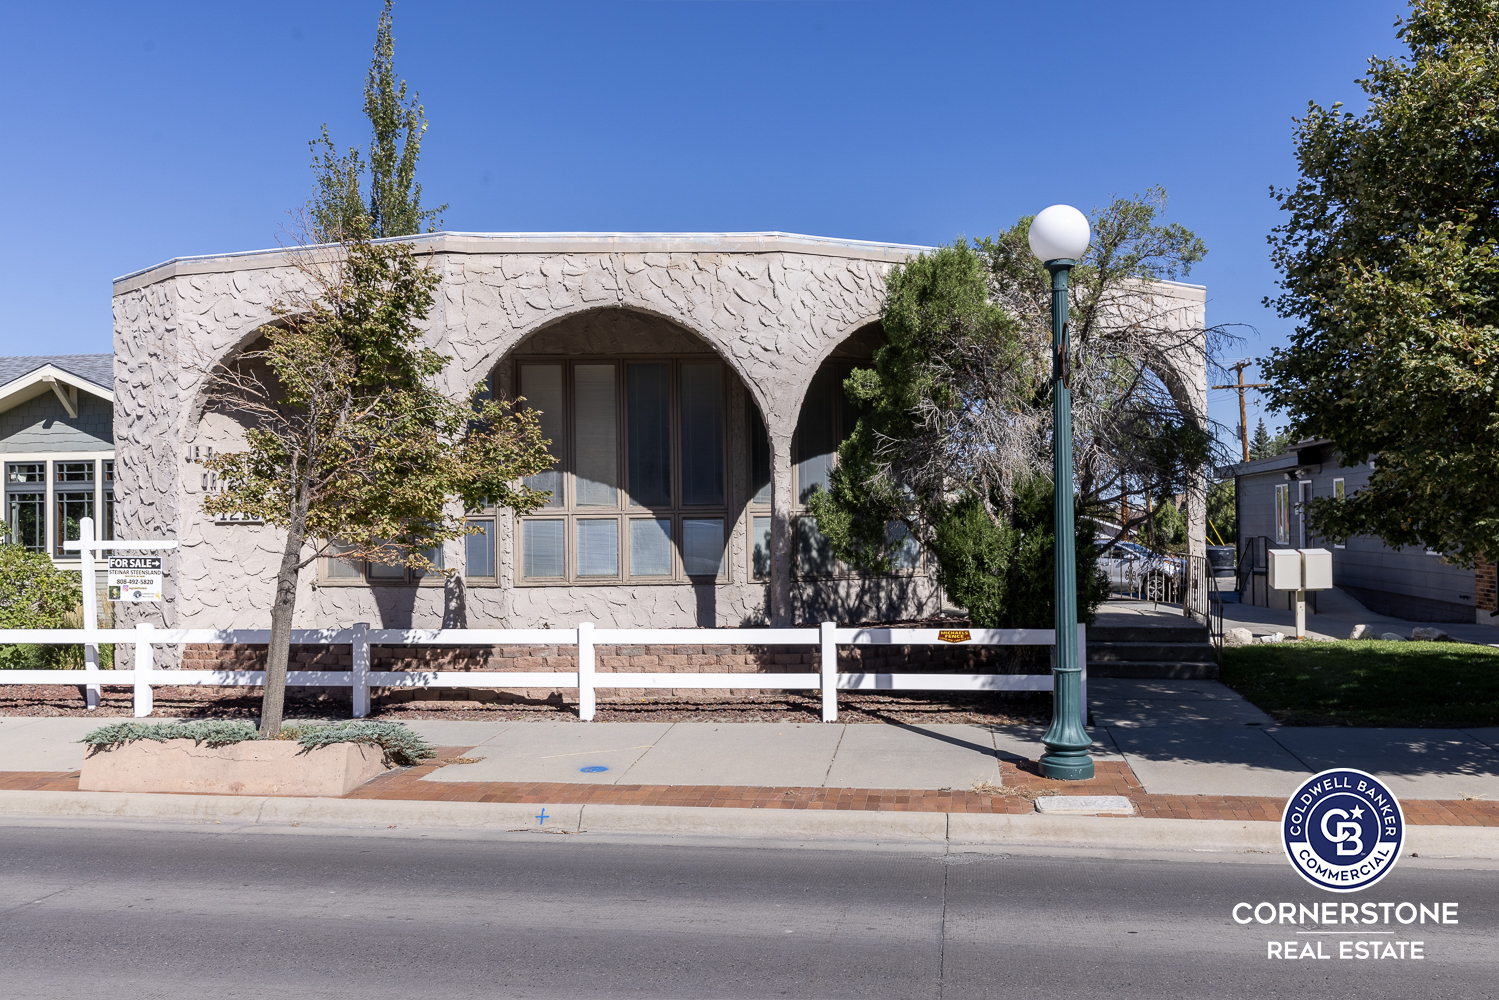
(6, 681, 1499, 804)
(1223, 585, 1499, 645)
(0, 715, 1123, 791)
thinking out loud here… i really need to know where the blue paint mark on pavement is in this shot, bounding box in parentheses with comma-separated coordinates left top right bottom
(536, 808, 549, 826)
(579, 765, 609, 773)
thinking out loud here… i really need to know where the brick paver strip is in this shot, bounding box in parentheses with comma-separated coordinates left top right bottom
(7, 750, 1498, 826)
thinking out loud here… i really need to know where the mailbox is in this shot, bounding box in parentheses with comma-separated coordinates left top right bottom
(1267, 548, 1303, 591)
(1299, 548, 1333, 590)
(1268, 548, 1334, 591)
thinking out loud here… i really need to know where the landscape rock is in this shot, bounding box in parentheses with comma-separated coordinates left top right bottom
(1349, 624, 1375, 641)
(1379, 632, 1408, 642)
(1223, 627, 1253, 647)
(1411, 627, 1451, 642)
(1259, 632, 1285, 644)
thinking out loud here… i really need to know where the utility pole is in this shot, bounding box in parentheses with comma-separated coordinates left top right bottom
(1213, 361, 1269, 462)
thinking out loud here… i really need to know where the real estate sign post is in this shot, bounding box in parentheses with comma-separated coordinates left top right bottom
(64, 517, 176, 709)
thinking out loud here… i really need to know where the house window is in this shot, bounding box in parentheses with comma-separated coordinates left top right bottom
(749, 361, 918, 580)
(321, 541, 444, 585)
(1332, 478, 1345, 548)
(1274, 483, 1290, 546)
(4, 463, 45, 552)
(500, 357, 730, 585)
(54, 461, 94, 557)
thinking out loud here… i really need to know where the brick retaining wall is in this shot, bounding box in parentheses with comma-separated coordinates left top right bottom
(181, 642, 1048, 704)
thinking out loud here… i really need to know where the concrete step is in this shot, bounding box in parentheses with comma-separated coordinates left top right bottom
(1087, 642, 1218, 663)
(1087, 659, 1220, 680)
(1089, 625, 1208, 643)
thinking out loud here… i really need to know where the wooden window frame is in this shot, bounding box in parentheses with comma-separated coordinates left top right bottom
(499, 355, 732, 587)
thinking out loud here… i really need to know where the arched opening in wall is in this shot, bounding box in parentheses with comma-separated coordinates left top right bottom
(785, 323, 920, 583)
(467, 307, 769, 609)
(192, 329, 443, 593)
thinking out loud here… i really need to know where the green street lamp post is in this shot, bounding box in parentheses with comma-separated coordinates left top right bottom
(1029, 205, 1095, 781)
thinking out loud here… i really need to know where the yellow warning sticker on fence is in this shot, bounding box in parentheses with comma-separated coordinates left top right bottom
(937, 629, 972, 643)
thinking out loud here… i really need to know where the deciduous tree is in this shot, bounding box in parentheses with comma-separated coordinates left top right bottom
(1264, 0, 1499, 564)
(200, 232, 552, 735)
(308, 0, 445, 241)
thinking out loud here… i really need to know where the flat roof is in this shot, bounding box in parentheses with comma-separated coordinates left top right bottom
(113, 231, 939, 293)
(114, 230, 1210, 297)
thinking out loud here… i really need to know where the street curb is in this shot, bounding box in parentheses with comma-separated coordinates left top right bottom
(2, 790, 1496, 858)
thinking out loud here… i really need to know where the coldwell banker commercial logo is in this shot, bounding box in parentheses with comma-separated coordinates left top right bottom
(1283, 768, 1405, 892)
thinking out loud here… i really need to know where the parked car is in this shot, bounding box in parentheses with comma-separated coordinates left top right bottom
(1095, 538, 1183, 602)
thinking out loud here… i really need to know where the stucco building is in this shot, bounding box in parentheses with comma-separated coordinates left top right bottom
(112, 232, 1210, 634)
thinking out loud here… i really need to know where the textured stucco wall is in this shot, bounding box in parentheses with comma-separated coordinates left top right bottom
(112, 236, 913, 631)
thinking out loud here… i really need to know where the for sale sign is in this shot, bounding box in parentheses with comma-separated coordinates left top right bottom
(107, 555, 162, 602)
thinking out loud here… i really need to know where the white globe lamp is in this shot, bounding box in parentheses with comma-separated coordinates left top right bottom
(1028, 204, 1091, 263)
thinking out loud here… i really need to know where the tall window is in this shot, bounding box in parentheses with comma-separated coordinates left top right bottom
(54, 461, 94, 557)
(501, 357, 729, 584)
(1274, 483, 1290, 546)
(4, 463, 45, 552)
(103, 460, 115, 544)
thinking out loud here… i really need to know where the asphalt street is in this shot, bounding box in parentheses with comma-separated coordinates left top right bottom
(1, 823, 1494, 999)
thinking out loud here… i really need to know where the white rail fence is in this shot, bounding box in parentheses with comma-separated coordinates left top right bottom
(0, 622, 1086, 726)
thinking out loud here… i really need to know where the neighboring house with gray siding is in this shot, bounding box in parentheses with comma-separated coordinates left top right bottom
(0, 355, 116, 566)
(1229, 439, 1498, 626)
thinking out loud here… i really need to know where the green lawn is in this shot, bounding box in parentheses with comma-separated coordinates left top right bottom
(1220, 640, 1499, 728)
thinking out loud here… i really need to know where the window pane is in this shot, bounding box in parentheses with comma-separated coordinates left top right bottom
(796, 516, 834, 577)
(413, 544, 444, 580)
(886, 520, 920, 571)
(752, 515, 772, 579)
(520, 364, 565, 507)
(627, 363, 671, 507)
(6, 492, 45, 551)
(465, 520, 495, 578)
(55, 491, 94, 556)
(796, 366, 838, 502)
(367, 544, 406, 579)
(629, 518, 673, 577)
(573, 363, 618, 506)
(749, 406, 771, 505)
(103, 492, 115, 542)
(325, 541, 362, 579)
(680, 363, 724, 506)
(522, 519, 565, 579)
(55, 461, 94, 483)
(576, 518, 619, 577)
(7, 462, 44, 484)
(682, 517, 725, 577)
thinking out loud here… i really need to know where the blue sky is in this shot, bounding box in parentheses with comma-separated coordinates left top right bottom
(0, 0, 1409, 449)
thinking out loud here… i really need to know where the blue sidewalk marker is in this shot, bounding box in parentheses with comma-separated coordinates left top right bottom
(580, 765, 609, 773)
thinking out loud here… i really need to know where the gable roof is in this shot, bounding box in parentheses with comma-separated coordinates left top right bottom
(0, 355, 113, 393)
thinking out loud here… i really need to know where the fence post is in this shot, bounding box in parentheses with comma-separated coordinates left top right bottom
(577, 622, 595, 722)
(351, 622, 370, 719)
(133, 622, 153, 717)
(1077, 623, 1088, 731)
(819, 621, 838, 723)
(79, 515, 100, 710)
